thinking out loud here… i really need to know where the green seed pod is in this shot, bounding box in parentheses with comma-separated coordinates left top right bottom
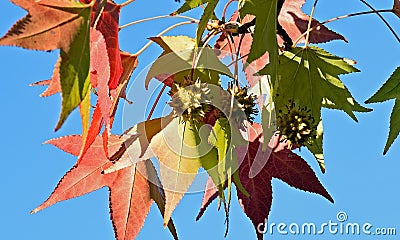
(169, 79, 212, 123)
(219, 83, 258, 126)
(277, 100, 316, 148)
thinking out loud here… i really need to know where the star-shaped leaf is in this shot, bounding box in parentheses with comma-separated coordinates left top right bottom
(197, 123, 333, 240)
(0, 0, 93, 131)
(149, 117, 218, 226)
(32, 134, 178, 240)
(366, 66, 400, 154)
(261, 46, 371, 171)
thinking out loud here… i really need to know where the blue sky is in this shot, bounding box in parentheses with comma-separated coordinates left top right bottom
(0, 0, 399, 239)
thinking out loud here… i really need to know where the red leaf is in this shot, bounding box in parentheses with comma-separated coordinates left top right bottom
(30, 59, 61, 97)
(279, 0, 347, 44)
(33, 134, 177, 240)
(235, 131, 333, 239)
(83, 0, 123, 89)
(90, 28, 113, 156)
(235, 135, 274, 240)
(31, 135, 122, 213)
(0, 0, 91, 51)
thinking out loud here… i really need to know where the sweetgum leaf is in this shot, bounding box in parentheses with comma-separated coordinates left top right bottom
(90, 28, 112, 136)
(278, 0, 347, 44)
(0, 0, 94, 131)
(197, 123, 333, 239)
(83, 0, 123, 89)
(146, 36, 232, 88)
(208, 118, 231, 190)
(261, 47, 370, 170)
(173, 0, 218, 45)
(366, 66, 400, 154)
(239, 0, 279, 65)
(150, 117, 218, 226)
(32, 135, 178, 240)
(235, 130, 333, 240)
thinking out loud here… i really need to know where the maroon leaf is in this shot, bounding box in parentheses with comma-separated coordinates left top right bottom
(197, 122, 332, 239)
(235, 131, 333, 239)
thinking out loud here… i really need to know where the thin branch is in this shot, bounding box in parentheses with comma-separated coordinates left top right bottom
(222, 0, 237, 22)
(120, 0, 135, 7)
(119, 15, 199, 30)
(92, 0, 106, 28)
(234, 34, 245, 86)
(226, 52, 249, 68)
(147, 84, 167, 120)
(133, 21, 197, 56)
(293, 9, 397, 46)
(304, 0, 319, 48)
(358, 0, 400, 43)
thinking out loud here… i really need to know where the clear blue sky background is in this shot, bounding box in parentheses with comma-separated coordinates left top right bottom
(0, 0, 399, 239)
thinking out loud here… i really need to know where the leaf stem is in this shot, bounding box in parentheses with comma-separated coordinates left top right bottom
(120, 0, 135, 7)
(222, 0, 237, 22)
(226, 52, 249, 68)
(304, 0, 319, 49)
(358, 0, 400, 43)
(119, 15, 199, 30)
(292, 9, 397, 46)
(133, 21, 197, 56)
(147, 84, 167, 120)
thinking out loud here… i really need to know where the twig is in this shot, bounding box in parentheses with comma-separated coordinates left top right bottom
(226, 52, 249, 68)
(358, 0, 400, 43)
(147, 84, 167, 120)
(120, 0, 135, 7)
(292, 9, 396, 46)
(133, 21, 197, 56)
(222, 0, 237, 22)
(119, 15, 199, 30)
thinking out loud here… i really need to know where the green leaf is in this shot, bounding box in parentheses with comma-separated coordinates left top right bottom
(240, 0, 279, 150)
(366, 66, 400, 154)
(240, 0, 278, 64)
(208, 118, 230, 188)
(173, 0, 218, 45)
(146, 36, 232, 88)
(366, 67, 400, 103)
(150, 117, 218, 226)
(262, 46, 370, 170)
(56, 6, 91, 130)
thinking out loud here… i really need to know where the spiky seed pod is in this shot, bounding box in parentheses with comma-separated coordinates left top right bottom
(169, 79, 212, 123)
(277, 100, 316, 148)
(220, 83, 258, 126)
